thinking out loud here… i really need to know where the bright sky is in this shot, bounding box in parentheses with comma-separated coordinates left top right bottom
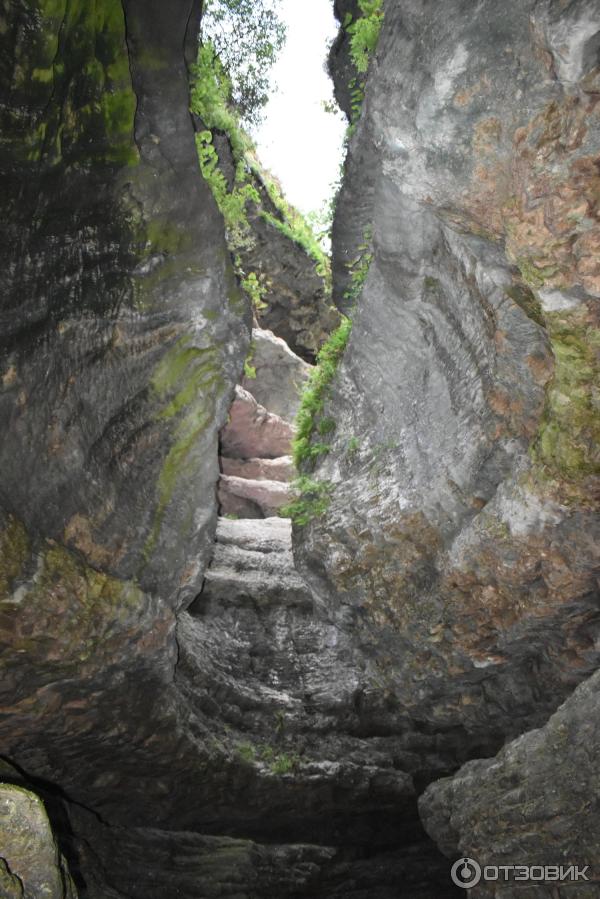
(252, 0, 346, 218)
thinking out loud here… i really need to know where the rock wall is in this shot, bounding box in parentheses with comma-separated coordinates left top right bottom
(420, 668, 600, 897)
(197, 127, 340, 362)
(300, 0, 599, 744)
(300, 0, 600, 885)
(0, 0, 248, 604)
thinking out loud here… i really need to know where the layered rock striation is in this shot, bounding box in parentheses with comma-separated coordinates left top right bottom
(310, 0, 600, 884)
(302, 0, 600, 745)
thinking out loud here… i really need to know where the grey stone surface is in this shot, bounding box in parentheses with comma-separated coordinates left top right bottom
(242, 327, 312, 421)
(420, 667, 600, 897)
(193, 516, 315, 611)
(295, 0, 600, 749)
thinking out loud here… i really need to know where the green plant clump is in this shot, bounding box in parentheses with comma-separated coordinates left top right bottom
(270, 754, 299, 775)
(344, 0, 384, 126)
(191, 42, 330, 312)
(243, 340, 257, 379)
(347, 436, 360, 457)
(191, 45, 266, 313)
(292, 316, 353, 469)
(200, 0, 286, 127)
(344, 226, 373, 304)
(280, 476, 335, 527)
(346, 0, 385, 74)
(236, 742, 300, 774)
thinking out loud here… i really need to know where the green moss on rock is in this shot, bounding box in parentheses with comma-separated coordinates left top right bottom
(516, 257, 560, 292)
(0, 540, 143, 666)
(280, 476, 334, 526)
(0, 516, 30, 599)
(36, 545, 140, 616)
(23, 0, 138, 168)
(144, 338, 225, 558)
(532, 310, 600, 480)
(144, 219, 194, 257)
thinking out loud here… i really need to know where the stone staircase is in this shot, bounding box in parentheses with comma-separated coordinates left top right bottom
(197, 516, 313, 611)
(217, 327, 310, 519)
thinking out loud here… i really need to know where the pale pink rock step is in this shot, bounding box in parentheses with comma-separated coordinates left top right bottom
(218, 475, 294, 519)
(220, 385, 293, 460)
(217, 488, 262, 520)
(220, 455, 295, 483)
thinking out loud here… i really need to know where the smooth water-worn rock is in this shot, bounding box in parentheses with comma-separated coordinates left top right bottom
(0, 0, 248, 608)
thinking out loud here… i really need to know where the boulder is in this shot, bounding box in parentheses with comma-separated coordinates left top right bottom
(0, 784, 77, 898)
(218, 475, 294, 518)
(420, 668, 600, 897)
(220, 386, 294, 460)
(242, 327, 312, 422)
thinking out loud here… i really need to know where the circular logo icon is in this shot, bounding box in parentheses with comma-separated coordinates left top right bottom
(451, 857, 482, 889)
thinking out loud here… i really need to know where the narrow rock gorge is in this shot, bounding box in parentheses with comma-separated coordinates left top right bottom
(0, 1, 599, 897)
